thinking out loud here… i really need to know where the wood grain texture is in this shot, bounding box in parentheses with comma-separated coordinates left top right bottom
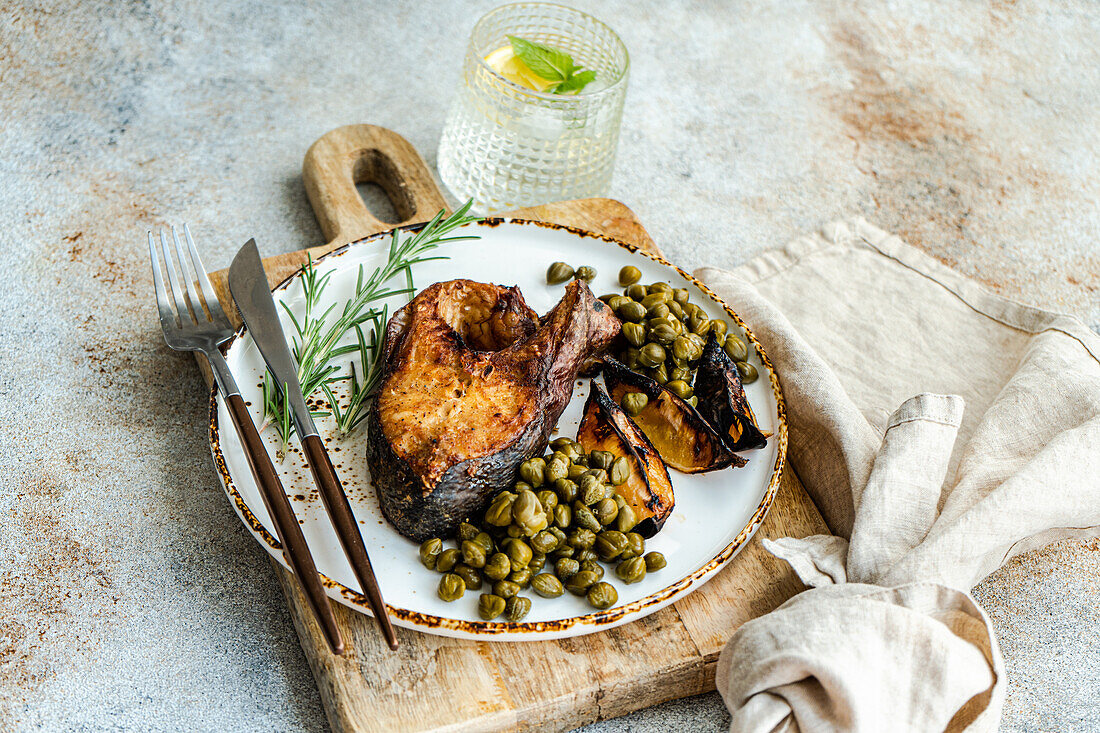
(203, 125, 829, 732)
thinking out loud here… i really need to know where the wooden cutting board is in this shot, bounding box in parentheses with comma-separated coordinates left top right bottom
(204, 125, 828, 732)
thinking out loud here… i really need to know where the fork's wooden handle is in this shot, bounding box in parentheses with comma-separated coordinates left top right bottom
(302, 124, 448, 248)
(300, 433, 399, 651)
(223, 394, 345, 655)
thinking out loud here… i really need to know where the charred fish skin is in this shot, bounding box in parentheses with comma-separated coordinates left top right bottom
(367, 279, 620, 542)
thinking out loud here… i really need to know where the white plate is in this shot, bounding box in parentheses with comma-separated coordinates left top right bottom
(209, 219, 787, 641)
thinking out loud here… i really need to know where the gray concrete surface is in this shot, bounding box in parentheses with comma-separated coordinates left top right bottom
(1, 1, 1097, 730)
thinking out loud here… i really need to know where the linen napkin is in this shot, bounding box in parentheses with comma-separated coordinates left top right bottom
(697, 218, 1100, 732)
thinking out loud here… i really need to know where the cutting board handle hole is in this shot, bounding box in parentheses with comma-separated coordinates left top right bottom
(356, 181, 401, 225)
(352, 149, 415, 225)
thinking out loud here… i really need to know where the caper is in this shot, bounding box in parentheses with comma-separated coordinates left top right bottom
(574, 547, 598, 563)
(513, 480, 533, 493)
(615, 504, 638, 532)
(610, 456, 631, 486)
(639, 343, 666, 367)
(461, 539, 487, 569)
(419, 538, 443, 570)
(737, 361, 759, 384)
(688, 315, 711, 337)
(585, 450, 610, 471)
(587, 582, 618, 609)
(506, 524, 524, 538)
(485, 492, 516, 526)
(478, 593, 506, 620)
(551, 543, 575, 559)
(436, 548, 460, 573)
(554, 557, 580, 580)
(595, 530, 630, 562)
(578, 560, 605, 581)
(621, 532, 646, 560)
(621, 347, 641, 370)
(534, 491, 557, 518)
(504, 595, 532, 622)
(454, 563, 483, 590)
(550, 436, 574, 451)
(625, 283, 648, 300)
(621, 392, 648, 417)
(617, 300, 647, 323)
(484, 552, 511, 581)
(438, 573, 465, 602)
(545, 457, 569, 483)
(672, 288, 690, 305)
(546, 261, 574, 284)
(519, 458, 546, 488)
(613, 264, 640, 285)
(649, 362, 669, 385)
(649, 281, 672, 294)
(666, 380, 693, 400)
(612, 493, 627, 509)
(532, 573, 564, 598)
(504, 538, 533, 571)
(509, 567, 532, 587)
(548, 525, 567, 546)
(672, 335, 694, 362)
(578, 475, 602, 505)
(640, 292, 672, 310)
(512, 489, 548, 536)
(621, 321, 646, 347)
(572, 501, 602, 532)
(683, 302, 702, 319)
(457, 521, 480, 542)
(616, 556, 647, 584)
(650, 324, 678, 346)
(567, 463, 586, 481)
(599, 293, 618, 304)
(607, 295, 628, 312)
(574, 265, 597, 282)
(565, 569, 600, 596)
(493, 579, 520, 599)
(644, 551, 667, 572)
(668, 366, 689, 383)
(724, 334, 748, 362)
(667, 300, 684, 320)
(646, 303, 669, 322)
(711, 319, 729, 338)
(567, 527, 597, 551)
(530, 529, 559, 554)
(554, 503, 572, 529)
(529, 553, 546, 573)
(593, 497, 619, 525)
(687, 395, 699, 408)
(473, 532, 494, 553)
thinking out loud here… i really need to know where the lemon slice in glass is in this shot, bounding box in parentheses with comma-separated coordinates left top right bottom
(484, 45, 555, 92)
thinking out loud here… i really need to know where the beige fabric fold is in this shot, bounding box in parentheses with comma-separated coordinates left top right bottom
(697, 219, 1100, 733)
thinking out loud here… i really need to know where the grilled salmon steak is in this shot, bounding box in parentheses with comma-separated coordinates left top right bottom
(366, 279, 621, 541)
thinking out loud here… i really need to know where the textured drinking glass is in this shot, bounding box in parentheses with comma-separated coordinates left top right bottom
(438, 3, 629, 213)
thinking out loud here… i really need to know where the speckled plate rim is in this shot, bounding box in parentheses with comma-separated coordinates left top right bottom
(208, 218, 788, 639)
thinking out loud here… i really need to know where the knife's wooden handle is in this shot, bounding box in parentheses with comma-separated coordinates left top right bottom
(223, 394, 345, 655)
(302, 124, 448, 248)
(300, 433, 399, 651)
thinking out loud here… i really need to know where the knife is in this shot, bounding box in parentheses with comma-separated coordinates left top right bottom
(229, 239, 399, 651)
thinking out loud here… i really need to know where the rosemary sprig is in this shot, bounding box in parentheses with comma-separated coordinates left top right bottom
(262, 201, 481, 455)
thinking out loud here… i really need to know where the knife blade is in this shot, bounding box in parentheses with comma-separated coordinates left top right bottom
(228, 239, 399, 651)
(228, 240, 317, 439)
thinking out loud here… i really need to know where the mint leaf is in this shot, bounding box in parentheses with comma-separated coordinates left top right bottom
(508, 35, 572, 82)
(550, 69, 597, 95)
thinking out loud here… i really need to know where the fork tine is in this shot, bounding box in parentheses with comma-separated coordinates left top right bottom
(149, 232, 179, 330)
(171, 226, 208, 322)
(160, 230, 194, 323)
(182, 223, 229, 324)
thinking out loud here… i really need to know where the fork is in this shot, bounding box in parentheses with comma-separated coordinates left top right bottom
(149, 225, 345, 655)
